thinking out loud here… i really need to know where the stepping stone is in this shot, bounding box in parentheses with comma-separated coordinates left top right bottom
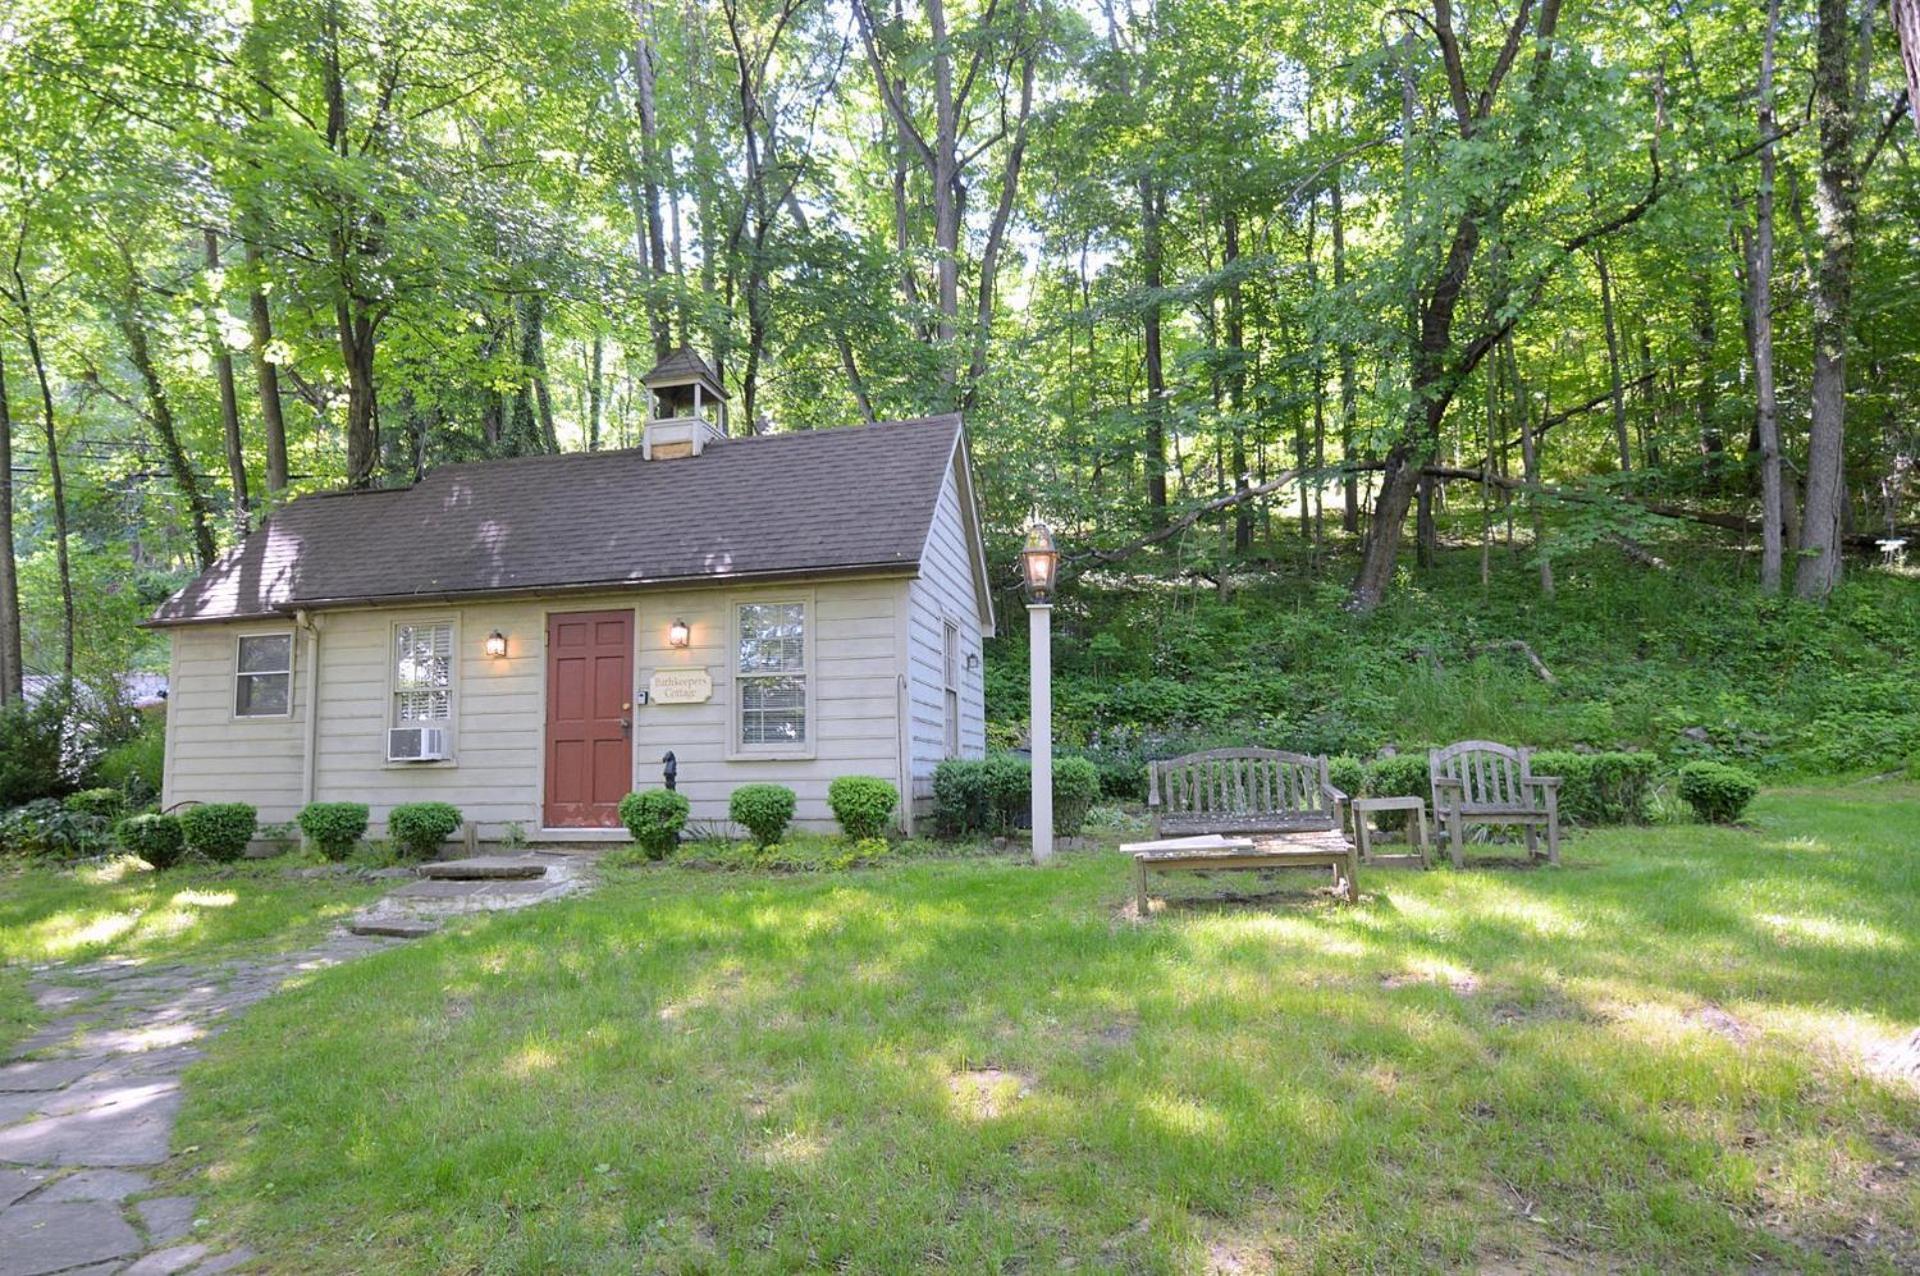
(0, 1058, 98, 1093)
(386, 879, 489, 900)
(418, 856, 547, 881)
(193, 1246, 256, 1273)
(34, 1168, 152, 1203)
(0, 1167, 48, 1209)
(136, 1194, 198, 1244)
(347, 916, 439, 939)
(124, 1243, 209, 1275)
(473, 880, 563, 900)
(0, 1199, 142, 1275)
(0, 1085, 180, 1167)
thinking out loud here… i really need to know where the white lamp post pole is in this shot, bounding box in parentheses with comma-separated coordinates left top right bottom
(1029, 601, 1053, 865)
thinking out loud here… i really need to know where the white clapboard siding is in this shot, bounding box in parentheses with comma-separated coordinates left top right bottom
(904, 452, 990, 815)
(163, 576, 912, 838)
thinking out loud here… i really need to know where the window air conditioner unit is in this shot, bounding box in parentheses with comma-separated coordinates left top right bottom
(388, 726, 451, 762)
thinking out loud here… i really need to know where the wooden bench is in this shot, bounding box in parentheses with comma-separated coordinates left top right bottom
(1135, 750, 1358, 905)
(1429, 740, 1561, 867)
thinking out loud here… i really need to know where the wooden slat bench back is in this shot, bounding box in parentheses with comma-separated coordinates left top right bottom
(1427, 739, 1562, 866)
(1148, 748, 1346, 837)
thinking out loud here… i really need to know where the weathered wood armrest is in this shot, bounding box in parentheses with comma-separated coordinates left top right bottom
(1321, 782, 1349, 805)
(1432, 777, 1465, 794)
(1529, 775, 1563, 789)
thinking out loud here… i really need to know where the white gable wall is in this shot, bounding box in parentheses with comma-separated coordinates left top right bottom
(902, 451, 990, 818)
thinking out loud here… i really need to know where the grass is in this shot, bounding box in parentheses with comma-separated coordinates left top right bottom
(174, 786, 1920, 1273)
(0, 856, 385, 1054)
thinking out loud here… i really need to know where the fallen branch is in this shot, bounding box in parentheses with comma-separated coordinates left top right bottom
(1467, 640, 1558, 685)
(1074, 468, 1302, 564)
(1605, 533, 1669, 570)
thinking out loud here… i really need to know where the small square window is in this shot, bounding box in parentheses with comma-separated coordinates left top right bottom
(736, 601, 807, 748)
(234, 634, 292, 717)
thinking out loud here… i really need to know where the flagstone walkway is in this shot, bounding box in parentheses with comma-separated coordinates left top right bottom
(0, 852, 595, 1275)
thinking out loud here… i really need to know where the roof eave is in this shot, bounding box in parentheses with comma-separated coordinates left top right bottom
(140, 560, 921, 629)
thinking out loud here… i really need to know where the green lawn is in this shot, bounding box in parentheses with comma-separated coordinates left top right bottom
(176, 788, 1920, 1273)
(0, 857, 384, 1054)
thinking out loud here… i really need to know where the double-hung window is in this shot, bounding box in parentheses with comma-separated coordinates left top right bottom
(943, 620, 961, 758)
(392, 622, 454, 727)
(735, 601, 807, 749)
(234, 634, 293, 718)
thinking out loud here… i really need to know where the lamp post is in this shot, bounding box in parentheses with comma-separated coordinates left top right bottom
(1021, 520, 1060, 865)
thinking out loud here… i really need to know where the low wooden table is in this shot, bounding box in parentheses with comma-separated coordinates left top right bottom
(1122, 831, 1359, 912)
(1351, 795, 1431, 868)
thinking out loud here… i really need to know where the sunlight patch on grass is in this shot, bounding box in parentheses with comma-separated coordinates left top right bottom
(507, 1042, 561, 1078)
(1756, 911, 1904, 951)
(172, 889, 239, 909)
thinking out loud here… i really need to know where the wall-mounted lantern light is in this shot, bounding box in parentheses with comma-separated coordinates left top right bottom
(484, 630, 508, 659)
(966, 651, 981, 673)
(1020, 520, 1060, 604)
(667, 618, 691, 649)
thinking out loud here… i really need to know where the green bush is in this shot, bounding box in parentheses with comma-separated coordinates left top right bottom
(64, 788, 127, 822)
(180, 802, 257, 862)
(0, 799, 98, 858)
(1531, 751, 1657, 825)
(0, 694, 70, 807)
(827, 776, 898, 840)
(932, 759, 991, 838)
(730, 784, 797, 847)
(1327, 755, 1367, 801)
(117, 812, 186, 869)
(297, 802, 370, 860)
(1053, 756, 1101, 838)
(387, 802, 463, 860)
(618, 789, 690, 859)
(1362, 754, 1430, 832)
(1677, 761, 1760, 824)
(983, 755, 1031, 834)
(92, 718, 165, 806)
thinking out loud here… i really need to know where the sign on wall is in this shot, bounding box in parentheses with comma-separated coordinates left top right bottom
(648, 669, 714, 704)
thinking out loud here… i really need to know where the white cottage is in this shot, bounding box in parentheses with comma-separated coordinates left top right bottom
(146, 350, 993, 842)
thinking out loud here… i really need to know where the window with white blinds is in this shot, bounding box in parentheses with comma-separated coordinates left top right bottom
(735, 601, 807, 748)
(393, 622, 454, 725)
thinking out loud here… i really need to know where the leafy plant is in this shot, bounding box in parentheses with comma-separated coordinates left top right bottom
(0, 693, 71, 807)
(730, 784, 797, 848)
(932, 759, 991, 838)
(0, 799, 97, 859)
(1676, 761, 1760, 824)
(1053, 756, 1100, 839)
(619, 790, 690, 859)
(387, 802, 463, 860)
(181, 802, 258, 862)
(982, 755, 1030, 834)
(64, 788, 127, 823)
(1531, 751, 1658, 825)
(298, 802, 370, 861)
(91, 716, 165, 806)
(117, 812, 186, 869)
(827, 776, 898, 840)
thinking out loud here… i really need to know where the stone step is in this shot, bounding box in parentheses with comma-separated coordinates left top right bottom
(417, 856, 549, 881)
(347, 916, 439, 939)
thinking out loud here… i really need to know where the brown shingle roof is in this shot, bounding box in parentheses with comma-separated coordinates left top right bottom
(149, 415, 964, 626)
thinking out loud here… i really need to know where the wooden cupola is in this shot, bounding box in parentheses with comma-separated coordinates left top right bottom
(641, 347, 729, 459)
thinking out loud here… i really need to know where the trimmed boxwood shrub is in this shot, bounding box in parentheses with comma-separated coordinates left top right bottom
(388, 802, 463, 860)
(731, 784, 797, 847)
(932, 759, 991, 837)
(983, 755, 1031, 834)
(180, 802, 257, 862)
(619, 789, 689, 859)
(298, 802, 370, 861)
(117, 812, 185, 869)
(1677, 761, 1760, 824)
(1054, 756, 1101, 838)
(827, 776, 898, 840)
(1530, 751, 1657, 825)
(1327, 755, 1367, 802)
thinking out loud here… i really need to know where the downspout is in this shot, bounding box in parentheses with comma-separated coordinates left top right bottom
(896, 672, 913, 837)
(298, 609, 320, 807)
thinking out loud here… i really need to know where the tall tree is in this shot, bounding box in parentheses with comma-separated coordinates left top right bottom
(0, 342, 20, 703)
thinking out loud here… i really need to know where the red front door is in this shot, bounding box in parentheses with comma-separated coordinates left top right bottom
(544, 610, 633, 827)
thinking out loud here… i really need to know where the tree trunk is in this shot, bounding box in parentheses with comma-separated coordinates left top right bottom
(1141, 176, 1168, 525)
(204, 230, 250, 534)
(338, 300, 380, 485)
(1594, 246, 1631, 472)
(1332, 164, 1359, 534)
(1224, 209, 1251, 553)
(1693, 274, 1720, 469)
(1748, 0, 1786, 592)
(967, 49, 1035, 395)
(1510, 339, 1552, 596)
(119, 301, 218, 570)
(0, 343, 21, 703)
(587, 331, 604, 451)
(1798, 0, 1859, 601)
(11, 282, 74, 677)
(1896, 0, 1920, 142)
(630, 0, 673, 358)
(242, 237, 289, 495)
